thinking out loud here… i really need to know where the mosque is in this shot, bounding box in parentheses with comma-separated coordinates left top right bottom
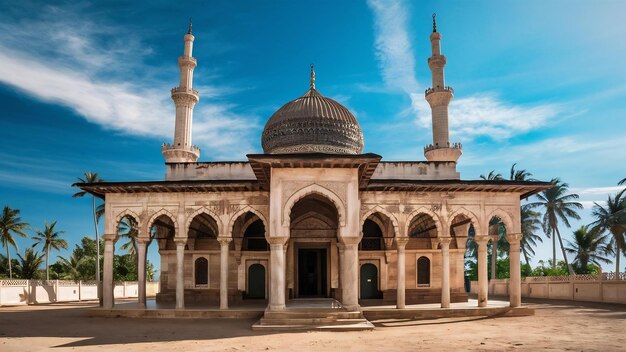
(77, 17, 549, 328)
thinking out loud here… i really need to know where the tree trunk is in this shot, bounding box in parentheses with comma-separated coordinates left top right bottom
(92, 196, 100, 282)
(555, 227, 575, 275)
(616, 241, 621, 281)
(46, 247, 50, 280)
(491, 240, 497, 280)
(552, 229, 556, 269)
(7, 245, 12, 279)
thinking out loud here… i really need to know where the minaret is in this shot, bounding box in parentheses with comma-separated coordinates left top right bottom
(424, 14, 462, 162)
(162, 19, 200, 163)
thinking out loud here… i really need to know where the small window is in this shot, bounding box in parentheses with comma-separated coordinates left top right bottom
(195, 257, 208, 286)
(417, 256, 430, 287)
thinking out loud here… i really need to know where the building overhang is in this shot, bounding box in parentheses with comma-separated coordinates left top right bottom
(73, 180, 261, 199)
(365, 179, 553, 199)
(246, 153, 382, 190)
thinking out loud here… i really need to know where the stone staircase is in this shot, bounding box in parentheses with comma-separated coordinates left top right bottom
(252, 299, 374, 331)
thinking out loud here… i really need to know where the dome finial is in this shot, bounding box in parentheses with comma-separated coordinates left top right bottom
(310, 63, 316, 90)
(188, 18, 193, 34)
(432, 13, 437, 33)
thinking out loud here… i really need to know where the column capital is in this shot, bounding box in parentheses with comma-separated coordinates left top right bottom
(267, 236, 288, 245)
(173, 237, 187, 246)
(474, 235, 490, 246)
(336, 242, 345, 251)
(103, 234, 117, 242)
(339, 236, 361, 246)
(395, 236, 410, 248)
(217, 236, 233, 245)
(437, 236, 452, 247)
(506, 233, 523, 245)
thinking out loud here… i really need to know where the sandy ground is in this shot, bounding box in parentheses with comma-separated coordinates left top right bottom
(1, 298, 625, 352)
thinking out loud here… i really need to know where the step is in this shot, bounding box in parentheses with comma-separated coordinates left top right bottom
(263, 311, 362, 320)
(259, 318, 367, 326)
(251, 321, 374, 332)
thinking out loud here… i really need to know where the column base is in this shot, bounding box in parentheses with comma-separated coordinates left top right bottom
(269, 304, 286, 311)
(343, 304, 360, 312)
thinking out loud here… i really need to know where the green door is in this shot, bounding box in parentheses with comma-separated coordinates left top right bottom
(248, 264, 266, 299)
(360, 263, 379, 299)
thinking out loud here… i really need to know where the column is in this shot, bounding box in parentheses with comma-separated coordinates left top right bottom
(102, 234, 116, 309)
(507, 233, 523, 308)
(137, 238, 148, 308)
(491, 235, 499, 280)
(476, 236, 490, 307)
(174, 238, 186, 309)
(218, 237, 232, 310)
(268, 237, 287, 311)
(439, 237, 452, 308)
(341, 237, 360, 311)
(395, 237, 409, 309)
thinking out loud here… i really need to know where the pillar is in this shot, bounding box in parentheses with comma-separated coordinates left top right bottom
(102, 234, 116, 309)
(476, 236, 490, 307)
(137, 238, 148, 308)
(174, 238, 186, 309)
(491, 234, 499, 280)
(395, 237, 409, 309)
(439, 237, 452, 308)
(268, 237, 288, 311)
(218, 237, 232, 310)
(507, 233, 523, 307)
(341, 237, 360, 311)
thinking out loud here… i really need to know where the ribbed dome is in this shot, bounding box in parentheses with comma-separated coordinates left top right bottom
(261, 88, 364, 154)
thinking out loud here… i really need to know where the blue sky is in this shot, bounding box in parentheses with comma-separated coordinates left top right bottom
(1, 0, 624, 273)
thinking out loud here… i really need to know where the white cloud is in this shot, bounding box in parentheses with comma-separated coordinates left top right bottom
(367, 0, 562, 141)
(0, 8, 257, 160)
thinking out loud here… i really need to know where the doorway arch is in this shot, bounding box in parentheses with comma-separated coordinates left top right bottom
(360, 263, 379, 299)
(247, 264, 266, 299)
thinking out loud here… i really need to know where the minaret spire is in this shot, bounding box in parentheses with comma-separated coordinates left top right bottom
(162, 22, 200, 163)
(424, 15, 462, 162)
(310, 64, 316, 90)
(188, 18, 193, 34)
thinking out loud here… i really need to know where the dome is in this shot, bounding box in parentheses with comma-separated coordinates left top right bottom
(261, 86, 364, 154)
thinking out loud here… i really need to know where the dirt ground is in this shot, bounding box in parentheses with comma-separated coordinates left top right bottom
(1, 298, 625, 352)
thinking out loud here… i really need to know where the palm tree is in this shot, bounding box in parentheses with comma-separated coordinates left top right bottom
(520, 205, 543, 265)
(619, 178, 625, 186)
(527, 178, 582, 275)
(73, 172, 104, 282)
(510, 163, 536, 181)
(32, 221, 68, 280)
(0, 206, 29, 279)
(480, 170, 504, 180)
(565, 225, 612, 274)
(15, 248, 45, 279)
(590, 189, 626, 279)
(57, 251, 84, 281)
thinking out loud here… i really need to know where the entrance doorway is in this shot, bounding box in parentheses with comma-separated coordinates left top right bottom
(247, 264, 266, 299)
(360, 263, 380, 299)
(297, 248, 328, 297)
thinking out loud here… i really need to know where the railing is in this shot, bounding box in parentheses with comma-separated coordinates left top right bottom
(171, 87, 199, 96)
(178, 56, 197, 65)
(161, 143, 200, 154)
(425, 86, 454, 96)
(359, 238, 384, 251)
(424, 141, 462, 153)
(521, 273, 626, 282)
(603, 272, 626, 281)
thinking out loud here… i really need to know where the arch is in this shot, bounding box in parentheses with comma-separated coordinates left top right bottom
(406, 207, 443, 238)
(417, 256, 431, 287)
(114, 209, 141, 231)
(185, 207, 223, 237)
(145, 208, 178, 240)
(360, 263, 380, 299)
(486, 208, 515, 234)
(283, 184, 346, 227)
(242, 219, 269, 251)
(448, 207, 483, 236)
(360, 219, 384, 250)
(360, 205, 399, 237)
(247, 263, 266, 299)
(227, 205, 268, 238)
(194, 257, 209, 286)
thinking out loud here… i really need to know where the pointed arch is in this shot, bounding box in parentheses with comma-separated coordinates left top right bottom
(486, 208, 516, 234)
(185, 207, 223, 237)
(360, 205, 399, 238)
(406, 207, 443, 238)
(114, 209, 141, 230)
(448, 207, 482, 236)
(282, 184, 346, 227)
(227, 205, 268, 238)
(145, 208, 178, 240)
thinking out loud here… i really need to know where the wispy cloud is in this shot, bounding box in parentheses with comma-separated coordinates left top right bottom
(0, 6, 257, 160)
(367, 0, 562, 141)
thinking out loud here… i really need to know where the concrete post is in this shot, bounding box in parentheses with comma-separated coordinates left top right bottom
(78, 280, 82, 302)
(174, 239, 186, 309)
(54, 280, 59, 302)
(218, 237, 232, 310)
(268, 237, 288, 311)
(439, 237, 452, 308)
(137, 239, 148, 308)
(476, 236, 490, 307)
(507, 233, 523, 308)
(341, 237, 360, 311)
(395, 237, 409, 309)
(102, 234, 116, 309)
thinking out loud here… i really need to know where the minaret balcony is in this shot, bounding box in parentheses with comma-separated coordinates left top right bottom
(424, 142, 462, 153)
(178, 56, 197, 68)
(162, 143, 200, 163)
(171, 87, 200, 102)
(424, 142, 462, 162)
(425, 86, 454, 97)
